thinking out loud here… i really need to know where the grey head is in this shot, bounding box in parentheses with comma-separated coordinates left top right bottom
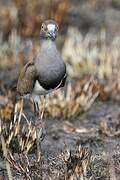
(40, 19, 59, 41)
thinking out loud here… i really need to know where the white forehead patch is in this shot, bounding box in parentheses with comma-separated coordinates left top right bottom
(47, 24, 56, 31)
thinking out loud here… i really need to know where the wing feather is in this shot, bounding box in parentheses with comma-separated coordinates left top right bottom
(17, 62, 36, 95)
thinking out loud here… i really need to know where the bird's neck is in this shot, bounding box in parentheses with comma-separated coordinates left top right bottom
(40, 39, 57, 53)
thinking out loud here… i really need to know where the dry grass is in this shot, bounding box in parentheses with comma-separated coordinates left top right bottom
(62, 27, 120, 80)
(0, 3, 120, 178)
(62, 144, 91, 179)
(45, 77, 99, 118)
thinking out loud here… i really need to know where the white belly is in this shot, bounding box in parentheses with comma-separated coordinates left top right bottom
(32, 80, 53, 96)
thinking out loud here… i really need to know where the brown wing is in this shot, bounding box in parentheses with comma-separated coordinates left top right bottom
(17, 62, 36, 96)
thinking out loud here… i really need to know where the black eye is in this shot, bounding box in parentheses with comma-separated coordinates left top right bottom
(56, 25, 59, 31)
(41, 24, 44, 29)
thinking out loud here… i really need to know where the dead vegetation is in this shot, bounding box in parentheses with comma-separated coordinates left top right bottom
(0, 30, 120, 178)
(0, 0, 120, 179)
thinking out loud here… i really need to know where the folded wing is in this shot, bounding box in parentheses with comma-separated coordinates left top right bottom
(17, 62, 36, 95)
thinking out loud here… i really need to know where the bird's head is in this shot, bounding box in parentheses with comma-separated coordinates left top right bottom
(40, 20, 59, 41)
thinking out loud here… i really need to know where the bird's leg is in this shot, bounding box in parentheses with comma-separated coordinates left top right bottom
(33, 100, 41, 162)
(40, 96, 46, 120)
(34, 101, 39, 116)
(33, 96, 46, 164)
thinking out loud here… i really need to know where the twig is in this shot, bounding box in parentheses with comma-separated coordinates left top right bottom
(18, 99, 23, 123)
(8, 152, 31, 180)
(104, 139, 116, 180)
(0, 118, 13, 180)
(14, 103, 18, 123)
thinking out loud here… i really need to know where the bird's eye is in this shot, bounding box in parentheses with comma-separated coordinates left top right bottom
(56, 25, 59, 31)
(41, 24, 44, 29)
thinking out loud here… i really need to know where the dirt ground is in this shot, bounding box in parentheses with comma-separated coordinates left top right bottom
(1, 74, 120, 180)
(42, 100, 120, 179)
(12, 99, 120, 179)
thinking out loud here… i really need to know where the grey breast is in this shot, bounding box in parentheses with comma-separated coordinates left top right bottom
(35, 43, 66, 90)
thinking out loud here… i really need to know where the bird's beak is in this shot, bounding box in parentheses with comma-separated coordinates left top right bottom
(48, 31, 57, 40)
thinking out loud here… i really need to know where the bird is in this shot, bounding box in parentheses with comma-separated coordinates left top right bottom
(16, 19, 67, 161)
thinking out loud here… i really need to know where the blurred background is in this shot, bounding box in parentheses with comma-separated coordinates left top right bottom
(0, 1, 120, 179)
